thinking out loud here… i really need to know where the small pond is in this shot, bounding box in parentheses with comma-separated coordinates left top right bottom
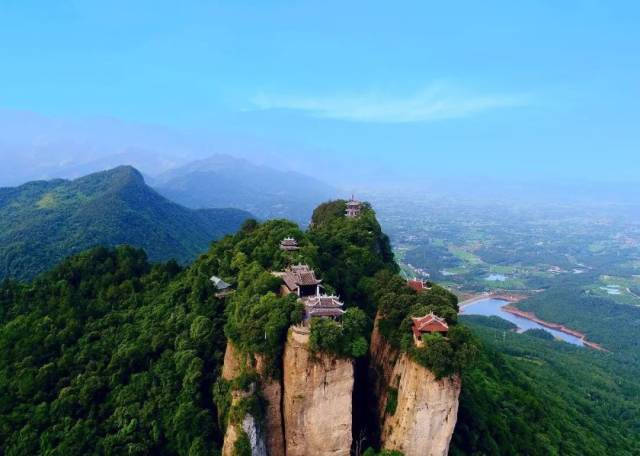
(485, 273, 507, 281)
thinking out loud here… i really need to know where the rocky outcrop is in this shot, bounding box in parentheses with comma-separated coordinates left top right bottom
(282, 326, 354, 456)
(221, 321, 457, 456)
(221, 389, 267, 456)
(220, 341, 283, 456)
(241, 414, 268, 456)
(370, 318, 461, 456)
(255, 355, 285, 456)
(222, 340, 246, 380)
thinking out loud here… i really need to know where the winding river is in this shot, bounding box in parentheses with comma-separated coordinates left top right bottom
(461, 298, 585, 346)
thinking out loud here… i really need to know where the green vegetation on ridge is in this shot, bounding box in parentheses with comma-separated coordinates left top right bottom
(0, 199, 409, 454)
(0, 246, 226, 455)
(367, 270, 476, 378)
(0, 166, 251, 281)
(3, 194, 634, 455)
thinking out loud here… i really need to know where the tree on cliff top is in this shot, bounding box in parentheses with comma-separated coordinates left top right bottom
(309, 200, 397, 314)
(368, 269, 478, 378)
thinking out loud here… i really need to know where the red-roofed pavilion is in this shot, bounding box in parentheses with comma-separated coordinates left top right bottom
(411, 313, 449, 346)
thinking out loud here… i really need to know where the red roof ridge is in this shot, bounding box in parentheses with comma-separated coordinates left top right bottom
(411, 312, 449, 331)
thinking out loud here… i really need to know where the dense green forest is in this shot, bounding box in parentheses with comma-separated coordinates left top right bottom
(0, 166, 251, 281)
(0, 246, 226, 454)
(515, 287, 640, 366)
(1, 197, 638, 455)
(0, 199, 407, 454)
(452, 315, 640, 456)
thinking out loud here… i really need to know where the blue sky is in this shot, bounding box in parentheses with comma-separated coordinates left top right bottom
(1, 0, 639, 185)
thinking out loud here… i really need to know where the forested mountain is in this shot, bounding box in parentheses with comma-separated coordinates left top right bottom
(153, 154, 337, 224)
(1, 199, 638, 455)
(0, 166, 251, 281)
(0, 201, 470, 455)
(0, 200, 402, 454)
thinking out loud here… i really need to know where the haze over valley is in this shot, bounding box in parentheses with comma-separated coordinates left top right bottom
(1, 2, 640, 455)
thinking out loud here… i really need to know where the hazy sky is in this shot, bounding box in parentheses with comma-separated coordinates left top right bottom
(1, 1, 639, 185)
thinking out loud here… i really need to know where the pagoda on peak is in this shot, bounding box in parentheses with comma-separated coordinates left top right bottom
(411, 313, 449, 346)
(345, 195, 362, 218)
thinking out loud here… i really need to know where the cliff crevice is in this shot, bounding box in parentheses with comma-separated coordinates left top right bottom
(220, 341, 284, 456)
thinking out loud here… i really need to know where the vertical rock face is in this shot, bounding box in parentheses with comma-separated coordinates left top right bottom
(221, 420, 241, 456)
(220, 341, 282, 456)
(222, 340, 245, 380)
(241, 414, 268, 456)
(283, 327, 354, 456)
(370, 320, 461, 456)
(221, 390, 268, 456)
(255, 355, 286, 456)
(379, 354, 461, 456)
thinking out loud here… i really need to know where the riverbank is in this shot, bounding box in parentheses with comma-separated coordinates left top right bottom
(502, 305, 607, 351)
(459, 292, 528, 308)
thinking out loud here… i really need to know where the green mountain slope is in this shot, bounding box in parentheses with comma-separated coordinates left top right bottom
(452, 315, 640, 456)
(0, 200, 403, 454)
(1, 200, 638, 455)
(0, 166, 251, 281)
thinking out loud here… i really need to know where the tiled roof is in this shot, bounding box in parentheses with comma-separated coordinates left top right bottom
(210, 275, 231, 290)
(307, 307, 346, 318)
(282, 264, 321, 290)
(407, 279, 426, 292)
(303, 294, 344, 308)
(411, 312, 449, 332)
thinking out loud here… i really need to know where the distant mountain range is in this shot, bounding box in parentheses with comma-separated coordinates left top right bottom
(153, 154, 337, 224)
(0, 166, 251, 281)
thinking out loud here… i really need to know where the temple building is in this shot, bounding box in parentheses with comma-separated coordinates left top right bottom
(210, 275, 233, 298)
(407, 279, 431, 293)
(280, 264, 323, 297)
(345, 196, 362, 218)
(278, 264, 347, 326)
(411, 313, 449, 347)
(302, 294, 345, 321)
(280, 237, 300, 251)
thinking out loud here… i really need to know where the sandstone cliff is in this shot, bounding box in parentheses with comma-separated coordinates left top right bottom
(221, 389, 268, 456)
(282, 326, 354, 456)
(255, 354, 285, 456)
(220, 341, 284, 456)
(370, 319, 461, 456)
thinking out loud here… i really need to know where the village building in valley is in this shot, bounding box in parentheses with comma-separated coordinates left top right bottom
(411, 313, 449, 347)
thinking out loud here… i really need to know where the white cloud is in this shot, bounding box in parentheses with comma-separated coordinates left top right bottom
(250, 83, 530, 123)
